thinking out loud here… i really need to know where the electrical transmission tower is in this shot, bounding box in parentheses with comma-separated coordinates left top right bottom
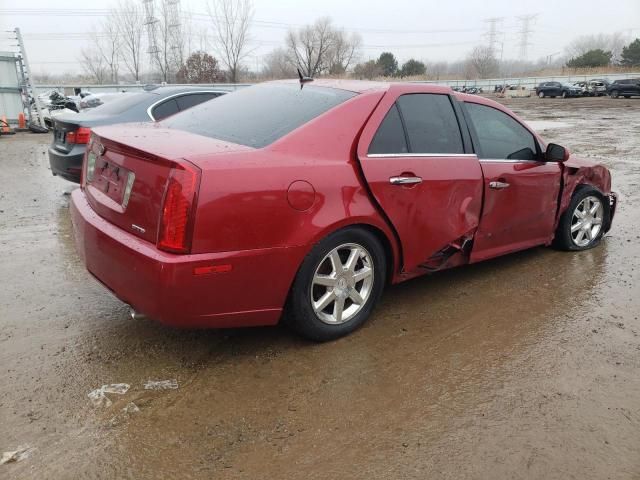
(517, 14, 538, 60)
(484, 17, 504, 57)
(143, 0, 159, 60)
(167, 0, 183, 65)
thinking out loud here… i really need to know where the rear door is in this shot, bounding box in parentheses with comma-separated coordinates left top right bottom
(357, 87, 483, 273)
(463, 101, 561, 262)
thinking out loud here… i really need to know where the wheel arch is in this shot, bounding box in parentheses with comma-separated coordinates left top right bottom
(302, 219, 400, 286)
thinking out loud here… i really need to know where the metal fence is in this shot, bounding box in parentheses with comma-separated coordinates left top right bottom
(416, 73, 640, 91)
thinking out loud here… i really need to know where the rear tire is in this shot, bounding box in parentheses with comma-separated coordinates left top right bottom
(285, 228, 386, 341)
(610, 90, 619, 98)
(562, 91, 568, 98)
(553, 186, 609, 251)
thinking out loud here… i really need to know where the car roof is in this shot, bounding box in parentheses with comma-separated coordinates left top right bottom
(144, 85, 231, 95)
(273, 78, 392, 93)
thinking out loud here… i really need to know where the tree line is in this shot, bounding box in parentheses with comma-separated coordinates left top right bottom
(72, 1, 640, 85)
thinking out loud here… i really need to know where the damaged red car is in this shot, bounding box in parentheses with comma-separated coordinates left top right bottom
(70, 80, 617, 341)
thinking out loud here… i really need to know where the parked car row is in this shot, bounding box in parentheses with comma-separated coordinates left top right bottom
(49, 86, 226, 182)
(57, 78, 617, 341)
(536, 78, 640, 99)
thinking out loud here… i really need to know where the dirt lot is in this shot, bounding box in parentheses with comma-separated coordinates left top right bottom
(1, 96, 639, 479)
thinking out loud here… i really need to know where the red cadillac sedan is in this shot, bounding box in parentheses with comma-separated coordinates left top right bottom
(70, 80, 616, 341)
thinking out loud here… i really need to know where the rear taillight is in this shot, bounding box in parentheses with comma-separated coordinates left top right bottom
(67, 127, 91, 144)
(157, 162, 200, 254)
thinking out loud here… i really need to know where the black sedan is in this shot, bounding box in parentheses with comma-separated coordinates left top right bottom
(535, 82, 582, 99)
(48, 86, 228, 183)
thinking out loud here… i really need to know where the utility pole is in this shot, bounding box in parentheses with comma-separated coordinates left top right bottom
(15, 27, 46, 129)
(517, 14, 538, 61)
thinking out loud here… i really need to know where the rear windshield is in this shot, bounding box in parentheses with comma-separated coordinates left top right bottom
(161, 83, 357, 148)
(88, 92, 152, 115)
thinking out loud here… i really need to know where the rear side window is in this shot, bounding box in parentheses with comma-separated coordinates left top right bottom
(175, 92, 220, 111)
(368, 104, 408, 154)
(397, 94, 464, 154)
(465, 102, 537, 160)
(152, 99, 179, 120)
(162, 84, 356, 148)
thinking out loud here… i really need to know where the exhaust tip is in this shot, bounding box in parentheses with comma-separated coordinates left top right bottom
(129, 307, 147, 321)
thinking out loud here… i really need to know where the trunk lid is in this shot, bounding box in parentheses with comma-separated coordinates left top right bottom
(84, 123, 251, 245)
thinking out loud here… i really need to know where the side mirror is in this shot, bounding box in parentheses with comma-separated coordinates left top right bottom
(546, 143, 570, 162)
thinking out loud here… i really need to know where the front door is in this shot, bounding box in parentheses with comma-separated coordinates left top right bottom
(357, 89, 483, 273)
(463, 101, 562, 262)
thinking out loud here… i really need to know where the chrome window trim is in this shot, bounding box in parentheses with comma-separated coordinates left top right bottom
(479, 158, 545, 163)
(146, 90, 227, 121)
(367, 153, 477, 158)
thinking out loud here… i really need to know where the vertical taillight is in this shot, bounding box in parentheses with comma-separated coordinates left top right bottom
(157, 162, 200, 254)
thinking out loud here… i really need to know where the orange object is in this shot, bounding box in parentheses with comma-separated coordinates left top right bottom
(1, 115, 9, 133)
(18, 112, 25, 129)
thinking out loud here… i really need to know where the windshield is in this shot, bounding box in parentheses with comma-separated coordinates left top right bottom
(161, 83, 357, 148)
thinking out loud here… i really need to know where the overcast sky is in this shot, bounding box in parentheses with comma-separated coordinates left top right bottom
(1, 0, 639, 76)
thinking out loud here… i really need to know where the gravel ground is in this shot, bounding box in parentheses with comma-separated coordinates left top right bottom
(1, 95, 639, 479)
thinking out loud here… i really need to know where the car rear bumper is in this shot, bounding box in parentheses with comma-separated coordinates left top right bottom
(48, 144, 85, 183)
(70, 189, 302, 328)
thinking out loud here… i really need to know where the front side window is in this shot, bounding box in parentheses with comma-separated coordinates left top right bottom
(465, 102, 538, 160)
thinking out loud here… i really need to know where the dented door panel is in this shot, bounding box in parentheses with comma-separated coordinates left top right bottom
(471, 160, 561, 262)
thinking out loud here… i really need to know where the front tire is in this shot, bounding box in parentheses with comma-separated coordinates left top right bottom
(286, 228, 386, 341)
(538, 91, 545, 98)
(562, 91, 568, 98)
(553, 186, 608, 251)
(610, 90, 619, 98)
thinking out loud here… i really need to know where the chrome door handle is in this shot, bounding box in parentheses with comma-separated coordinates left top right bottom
(489, 181, 510, 190)
(390, 176, 422, 185)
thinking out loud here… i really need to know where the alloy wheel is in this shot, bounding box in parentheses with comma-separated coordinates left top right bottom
(310, 243, 374, 325)
(571, 195, 604, 247)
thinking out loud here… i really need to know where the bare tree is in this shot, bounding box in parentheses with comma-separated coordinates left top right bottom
(80, 48, 109, 84)
(286, 17, 335, 77)
(327, 30, 361, 75)
(566, 32, 631, 63)
(88, 15, 120, 83)
(353, 59, 382, 80)
(147, 0, 185, 82)
(208, 0, 253, 83)
(466, 46, 498, 79)
(262, 47, 296, 79)
(112, 0, 144, 81)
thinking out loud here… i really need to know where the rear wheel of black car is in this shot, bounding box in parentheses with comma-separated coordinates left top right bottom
(624, 95, 631, 98)
(286, 227, 386, 341)
(554, 186, 609, 251)
(610, 90, 619, 98)
(562, 91, 568, 98)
